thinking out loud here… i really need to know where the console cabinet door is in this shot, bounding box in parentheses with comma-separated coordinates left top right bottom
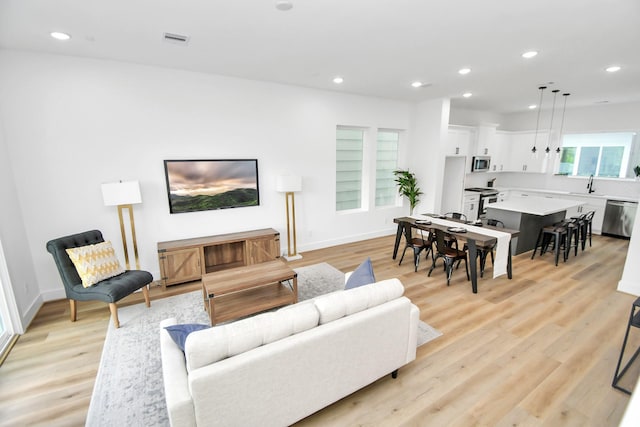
(159, 247, 201, 286)
(246, 235, 280, 264)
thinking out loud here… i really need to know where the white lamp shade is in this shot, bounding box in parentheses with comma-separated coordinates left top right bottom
(276, 175, 302, 193)
(101, 180, 142, 206)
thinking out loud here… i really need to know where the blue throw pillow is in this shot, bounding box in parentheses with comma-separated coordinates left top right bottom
(164, 323, 209, 351)
(345, 257, 376, 289)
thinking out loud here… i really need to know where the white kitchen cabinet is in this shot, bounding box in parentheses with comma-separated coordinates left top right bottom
(475, 123, 499, 157)
(446, 126, 476, 157)
(489, 132, 511, 172)
(505, 131, 548, 173)
(463, 193, 480, 221)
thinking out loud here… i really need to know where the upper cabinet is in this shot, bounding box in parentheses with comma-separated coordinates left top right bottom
(475, 123, 499, 157)
(490, 131, 511, 172)
(505, 131, 548, 173)
(450, 123, 553, 174)
(446, 125, 476, 156)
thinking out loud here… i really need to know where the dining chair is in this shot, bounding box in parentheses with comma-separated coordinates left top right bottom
(398, 221, 433, 272)
(428, 228, 469, 285)
(444, 212, 467, 222)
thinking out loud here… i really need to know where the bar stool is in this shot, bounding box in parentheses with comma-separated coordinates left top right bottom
(531, 221, 569, 266)
(564, 217, 581, 258)
(582, 211, 595, 249)
(613, 296, 640, 394)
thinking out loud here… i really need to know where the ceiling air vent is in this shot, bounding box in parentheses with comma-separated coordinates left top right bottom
(163, 32, 190, 45)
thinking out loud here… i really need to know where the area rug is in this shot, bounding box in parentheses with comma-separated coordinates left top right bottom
(86, 262, 441, 426)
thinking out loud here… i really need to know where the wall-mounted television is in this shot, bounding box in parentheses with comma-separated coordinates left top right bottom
(163, 159, 260, 214)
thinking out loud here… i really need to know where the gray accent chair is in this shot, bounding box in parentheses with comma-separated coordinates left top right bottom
(46, 229, 152, 328)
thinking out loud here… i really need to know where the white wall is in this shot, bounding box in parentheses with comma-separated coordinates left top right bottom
(449, 107, 505, 127)
(0, 50, 430, 322)
(409, 98, 450, 214)
(0, 115, 40, 330)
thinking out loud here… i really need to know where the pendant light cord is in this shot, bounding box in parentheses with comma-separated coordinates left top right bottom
(546, 90, 560, 153)
(532, 86, 546, 153)
(557, 93, 570, 153)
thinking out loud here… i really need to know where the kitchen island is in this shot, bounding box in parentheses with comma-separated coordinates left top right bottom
(486, 197, 584, 255)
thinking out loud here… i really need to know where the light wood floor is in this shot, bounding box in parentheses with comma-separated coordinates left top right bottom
(0, 234, 637, 426)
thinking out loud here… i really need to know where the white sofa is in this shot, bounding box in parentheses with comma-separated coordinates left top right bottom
(160, 278, 419, 427)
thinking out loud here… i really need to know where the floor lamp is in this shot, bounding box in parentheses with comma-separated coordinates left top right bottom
(276, 175, 302, 261)
(101, 180, 142, 270)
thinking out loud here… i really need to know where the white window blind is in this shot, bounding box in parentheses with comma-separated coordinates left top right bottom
(375, 130, 399, 207)
(336, 127, 364, 211)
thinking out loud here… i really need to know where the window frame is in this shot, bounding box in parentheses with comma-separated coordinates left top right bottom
(558, 131, 637, 179)
(335, 125, 405, 213)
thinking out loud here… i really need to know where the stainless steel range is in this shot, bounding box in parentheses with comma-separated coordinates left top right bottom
(464, 187, 499, 219)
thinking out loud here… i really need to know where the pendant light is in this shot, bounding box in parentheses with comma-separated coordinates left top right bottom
(532, 86, 547, 156)
(556, 93, 570, 155)
(545, 90, 560, 157)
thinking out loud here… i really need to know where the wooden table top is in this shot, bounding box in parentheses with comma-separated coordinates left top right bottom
(202, 259, 296, 297)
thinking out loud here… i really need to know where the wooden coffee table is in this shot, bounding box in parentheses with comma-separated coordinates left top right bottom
(201, 260, 298, 325)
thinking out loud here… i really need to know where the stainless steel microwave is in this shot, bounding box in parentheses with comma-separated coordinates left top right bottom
(471, 156, 491, 172)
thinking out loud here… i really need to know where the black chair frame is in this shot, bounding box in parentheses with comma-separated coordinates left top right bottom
(398, 222, 433, 272)
(428, 229, 469, 285)
(613, 297, 640, 395)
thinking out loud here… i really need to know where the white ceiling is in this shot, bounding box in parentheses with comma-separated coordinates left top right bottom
(1, 0, 639, 114)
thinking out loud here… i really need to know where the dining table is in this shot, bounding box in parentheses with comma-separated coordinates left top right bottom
(392, 215, 520, 293)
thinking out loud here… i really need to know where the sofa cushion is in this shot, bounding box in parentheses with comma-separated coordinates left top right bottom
(165, 324, 209, 351)
(314, 278, 405, 325)
(263, 301, 320, 345)
(65, 240, 124, 287)
(185, 304, 320, 372)
(344, 257, 375, 289)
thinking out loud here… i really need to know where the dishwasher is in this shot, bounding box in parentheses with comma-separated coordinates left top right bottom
(602, 200, 638, 238)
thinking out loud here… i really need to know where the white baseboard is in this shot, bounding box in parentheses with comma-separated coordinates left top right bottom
(297, 227, 397, 253)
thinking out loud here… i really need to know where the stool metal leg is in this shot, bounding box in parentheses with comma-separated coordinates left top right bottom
(613, 297, 640, 394)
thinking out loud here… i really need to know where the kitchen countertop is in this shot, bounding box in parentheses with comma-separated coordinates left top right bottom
(496, 187, 639, 203)
(487, 197, 584, 216)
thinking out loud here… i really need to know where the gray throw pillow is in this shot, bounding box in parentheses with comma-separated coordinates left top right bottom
(345, 257, 376, 289)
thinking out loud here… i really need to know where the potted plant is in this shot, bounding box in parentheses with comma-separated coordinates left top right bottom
(393, 169, 422, 215)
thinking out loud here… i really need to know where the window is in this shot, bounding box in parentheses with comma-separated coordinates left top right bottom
(336, 126, 403, 212)
(375, 130, 400, 207)
(559, 132, 638, 178)
(336, 127, 364, 211)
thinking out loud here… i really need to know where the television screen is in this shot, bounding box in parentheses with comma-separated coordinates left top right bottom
(163, 159, 260, 214)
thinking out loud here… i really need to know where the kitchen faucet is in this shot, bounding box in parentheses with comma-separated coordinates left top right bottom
(587, 174, 595, 193)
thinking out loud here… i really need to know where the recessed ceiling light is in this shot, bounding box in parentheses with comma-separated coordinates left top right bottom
(522, 51, 538, 59)
(528, 104, 537, 110)
(333, 76, 344, 84)
(275, 0, 293, 11)
(606, 65, 621, 73)
(458, 68, 471, 75)
(50, 32, 71, 41)
(462, 92, 473, 98)
(411, 81, 424, 88)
